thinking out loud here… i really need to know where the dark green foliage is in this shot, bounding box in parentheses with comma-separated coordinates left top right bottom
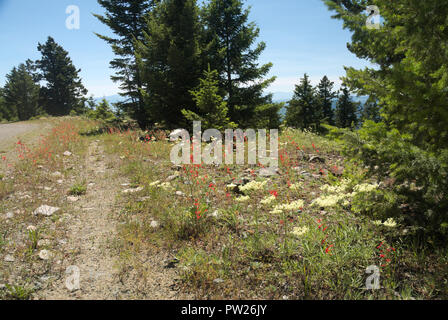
(334, 86, 358, 128)
(182, 67, 235, 130)
(202, 0, 275, 126)
(324, 0, 448, 240)
(316, 76, 336, 125)
(361, 97, 381, 123)
(87, 99, 117, 123)
(94, 0, 156, 128)
(3, 64, 40, 121)
(136, 0, 202, 128)
(328, 121, 448, 241)
(36, 37, 87, 116)
(0, 87, 17, 122)
(285, 74, 321, 131)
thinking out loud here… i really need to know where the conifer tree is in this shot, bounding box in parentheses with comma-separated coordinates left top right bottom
(36, 37, 87, 116)
(361, 97, 381, 123)
(182, 67, 235, 130)
(136, 0, 201, 128)
(285, 74, 320, 130)
(0, 87, 17, 121)
(3, 64, 40, 121)
(335, 86, 358, 128)
(94, 0, 155, 127)
(316, 75, 336, 125)
(202, 0, 275, 126)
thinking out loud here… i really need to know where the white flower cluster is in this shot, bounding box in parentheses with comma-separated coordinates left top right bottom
(353, 183, 379, 193)
(312, 194, 348, 208)
(270, 199, 304, 214)
(260, 195, 276, 205)
(289, 183, 303, 191)
(313, 180, 379, 209)
(149, 180, 174, 191)
(292, 226, 309, 237)
(236, 195, 250, 202)
(239, 180, 267, 192)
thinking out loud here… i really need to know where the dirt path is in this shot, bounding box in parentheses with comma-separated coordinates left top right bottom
(0, 121, 46, 151)
(38, 140, 186, 300)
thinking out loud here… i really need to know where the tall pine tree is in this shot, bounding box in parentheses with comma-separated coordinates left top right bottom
(94, 0, 155, 127)
(0, 87, 17, 122)
(285, 74, 320, 130)
(334, 85, 358, 128)
(136, 0, 202, 128)
(36, 37, 87, 116)
(316, 75, 336, 125)
(3, 64, 40, 121)
(202, 0, 275, 126)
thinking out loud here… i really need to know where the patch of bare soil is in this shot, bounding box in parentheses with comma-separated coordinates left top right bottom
(37, 140, 186, 300)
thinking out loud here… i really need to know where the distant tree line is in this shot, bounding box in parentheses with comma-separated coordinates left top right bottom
(285, 73, 381, 132)
(0, 37, 90, 122)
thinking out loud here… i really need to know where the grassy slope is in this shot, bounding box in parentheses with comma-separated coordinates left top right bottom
(102, 126, 447, 300)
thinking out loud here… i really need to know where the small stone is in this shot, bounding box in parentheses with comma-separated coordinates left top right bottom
(63, 151, 72, 157)
(309, 155, 325, 163)
(166, 173, 179, 182)
(258, 167, 279, 177)
(57, 179, 64, 184)
(33, 205, 60, 217)
(210, 210, 219, 218)
(175, 191, 185, 197)
(51, 171, 62, 178)
(5, 212, 14, 219)
(213, 278, 224, 284)
(37, 239, 51, 247)
(150, 220, 159, 228)
(38, 250, 51, 260)
(67, 196, 79, 202)
(44, 187, 52, 191)
(122, 187, 144, 194)
(4, 254, 15, 262)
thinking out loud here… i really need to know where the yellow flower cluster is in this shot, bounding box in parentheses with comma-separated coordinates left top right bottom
(270, 199, 304, 214)
(239, 180, 268, 192)
(260, 195, 276, 205)
(292, 226, 309, 237)
(373, 218, 397, 228)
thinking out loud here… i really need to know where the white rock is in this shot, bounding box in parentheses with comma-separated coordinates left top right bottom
(37, 239, 51, 247)
(67, 196, 79, 202)
(57, 179, 64, 184)
(63, 151, 72, 157)
(33, 205, 60, 217)
(5, 212, 14, 219)
(213, 278, 224, 284)
(4, 254, 15, 262)
(38, 250, 51, 260)
(175, 191, 185, 197)
(44, 187, 52, 191)
(210, 210, 219, 218)
(150, 220, 159, 228)
(122, 187, 144, 194)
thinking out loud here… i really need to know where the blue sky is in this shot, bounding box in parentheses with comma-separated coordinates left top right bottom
(0, 0, 371, 99)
